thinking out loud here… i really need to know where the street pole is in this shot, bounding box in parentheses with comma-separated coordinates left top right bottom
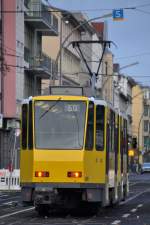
(138, 110, 144, 171)
(8, 128, 17, 190)
(59, 18, 63, 86)
(53, 13, 113, 86)
(103, 61, 108, 101)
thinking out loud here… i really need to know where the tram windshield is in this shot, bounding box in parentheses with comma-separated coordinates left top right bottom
(34, 100, 86, 149)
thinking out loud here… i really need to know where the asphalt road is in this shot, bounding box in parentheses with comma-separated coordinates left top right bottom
(1, 173, 150, 225)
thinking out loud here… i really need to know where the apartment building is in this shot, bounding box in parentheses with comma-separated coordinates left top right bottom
(113, 68, 135, 143)
(24, 0, 58, 96)
(132, 85, 150, 161)
(72, 12, 95, 87)
(0, 0, 17, 169)
(91, 22, 105, 97)
(0, 0, 58, 169)
(132, 85, 150, 163)
(42, 9, 84, 89)
(42, 10, 107, 96)
(102, 49, 114, 104)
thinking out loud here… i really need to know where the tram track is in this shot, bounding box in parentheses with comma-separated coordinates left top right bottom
(0, 178, 150, 225)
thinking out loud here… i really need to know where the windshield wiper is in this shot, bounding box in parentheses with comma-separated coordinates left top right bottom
(39, 97, 62, 120)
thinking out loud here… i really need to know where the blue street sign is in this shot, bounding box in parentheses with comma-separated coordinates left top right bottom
(113, 9, 124, 21)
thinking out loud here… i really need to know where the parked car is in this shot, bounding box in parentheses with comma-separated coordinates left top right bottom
(141, 162, 150, 173)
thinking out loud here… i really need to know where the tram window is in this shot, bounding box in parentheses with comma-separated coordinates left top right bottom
(107, 110, 113, 152)
(124, 119, 128, 154)
(110, 110, 115, 152)
(21, 104, 28, 149)
(1, 177, 5, 182)
(121, 125, 124, 173)
(114, 115, 119, 153)
(28, 100, 33, 150)
(96, 105, 104, 150)
(106, 123, 110, 174)
(85, 102, 94, 150)
(114, 115, 119, 174)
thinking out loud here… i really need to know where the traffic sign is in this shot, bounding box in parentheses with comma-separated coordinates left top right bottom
(113, 9, 124, 21)
(128, 149, 134, 157)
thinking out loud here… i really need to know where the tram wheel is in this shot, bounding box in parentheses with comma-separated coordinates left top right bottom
(36, 204, 49, 216)
(71, 202, 99, 216)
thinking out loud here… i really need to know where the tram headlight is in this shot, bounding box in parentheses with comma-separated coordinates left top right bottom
(67, 171, 82, 178)
(35, 171, 49, 177)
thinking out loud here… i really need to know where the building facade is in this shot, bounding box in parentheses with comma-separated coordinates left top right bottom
(113, 63, 136, 154)
(102, 50, 114, 104)
(91, 22, 104, 95)
(72, 12, 95, 87)
(42, 9, 84, 89)
(24, 0, 58, 96)
(0, 0, 17, 169)
(0, 0, 58, 169)
(132, 85, 150, 162)
(132, 84, 145, 162)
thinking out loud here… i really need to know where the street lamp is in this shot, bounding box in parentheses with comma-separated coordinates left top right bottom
(119, 62, 139, 71)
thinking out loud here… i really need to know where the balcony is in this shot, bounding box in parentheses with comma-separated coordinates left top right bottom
(24, 47, 53, 78)
(24, 1, 58, 36)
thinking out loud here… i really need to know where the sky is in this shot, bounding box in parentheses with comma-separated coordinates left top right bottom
(49, 0, 150, 86)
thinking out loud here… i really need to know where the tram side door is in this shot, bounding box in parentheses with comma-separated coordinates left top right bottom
(106, 109, 115, 188)
(95, 104, 105, 183)
(114, 115, 119, 179)
(123, 119, 128, 179)
(120, 118, 128, 181)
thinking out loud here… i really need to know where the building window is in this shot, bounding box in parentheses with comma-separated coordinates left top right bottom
(144, 136, 149, 149)
(144, 120, 149, 132)
(144, 105, 149, 117)
(144, 90, 149, 99)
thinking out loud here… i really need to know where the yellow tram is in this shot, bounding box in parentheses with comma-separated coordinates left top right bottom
(20, 89, 128, 214)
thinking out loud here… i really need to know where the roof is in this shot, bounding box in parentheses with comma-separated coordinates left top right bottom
(91, 22, 104, 39)
(61, 11, 85, 32)
(91, 98, 107, 106)
(49, 6, 85, 32)
(113, 63, 120, 73)
(127, 76, 137, 87)
(72, 12, 95, 34)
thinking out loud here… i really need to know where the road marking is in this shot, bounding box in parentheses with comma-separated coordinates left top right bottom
(0, 196, 20, 203)
(137, 204, 143, 208)
(129, 181, 139, 186)
(130, 208, 137, 213)
(2, 201, 13, 205)
(0, 195, 8, 197)
(0, 207, 34, 219)
(83, 221, 104, 225)
(120, 188, 150, 205)
(111, 220, 121, 224)
(122, 213, 130, 218)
